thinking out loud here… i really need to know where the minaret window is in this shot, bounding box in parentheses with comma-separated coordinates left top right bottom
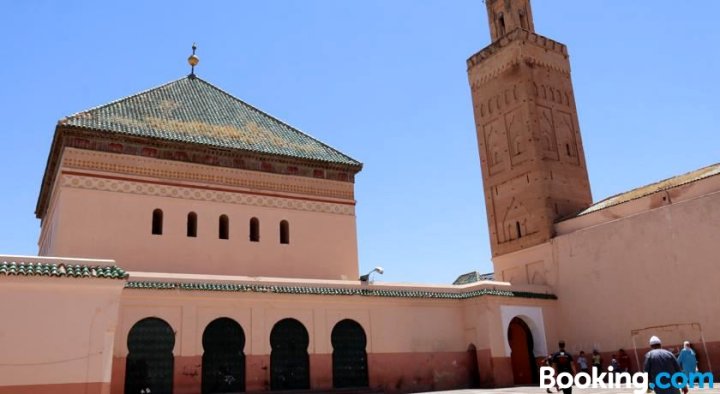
(516, 221, 522, 239)
(566, 144, 572, 156)
(280, 220, 290, 244)
(498, 13, 506, 36)
(250, 217, 260, 242)
(152, 209, 163, 235)
(219, 215, 229, 240)
(519, 10, 528, 30)
(187, 212, 198, 237)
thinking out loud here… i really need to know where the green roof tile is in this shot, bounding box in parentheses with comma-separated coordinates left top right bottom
(0, 260, 128, 280)
(59, 76, 361, 167)
(125, 280, 556, 300)
(452, 271, 495, 285)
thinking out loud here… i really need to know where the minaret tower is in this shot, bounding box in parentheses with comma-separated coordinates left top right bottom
(467, 0, 592, 257)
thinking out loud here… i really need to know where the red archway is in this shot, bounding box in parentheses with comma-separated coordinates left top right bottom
(507, 317, 538, 385)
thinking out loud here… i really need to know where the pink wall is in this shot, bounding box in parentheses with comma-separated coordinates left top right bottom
(492, 175, 720, 378)
(552, 185, 720, 370)
(0, 257, 124, 393)
(110, 277, 554, 392)
(41, 149, 359, 280)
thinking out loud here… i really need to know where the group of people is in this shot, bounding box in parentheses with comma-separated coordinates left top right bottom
(573, 348, 632, 374)
(644, 336, 699, 394)
(544, 336, 699, 394)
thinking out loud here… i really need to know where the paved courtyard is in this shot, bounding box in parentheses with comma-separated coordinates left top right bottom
(420, 387, 716, 394)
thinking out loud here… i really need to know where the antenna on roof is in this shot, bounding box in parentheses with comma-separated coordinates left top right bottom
(188, 43, 199, 79)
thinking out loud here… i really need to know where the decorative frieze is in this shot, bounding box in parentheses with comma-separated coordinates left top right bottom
(62, 148, 355, 201)
(60, 173, 356, 216)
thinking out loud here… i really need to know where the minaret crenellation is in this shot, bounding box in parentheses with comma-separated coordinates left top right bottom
(468, 0, 592, 257)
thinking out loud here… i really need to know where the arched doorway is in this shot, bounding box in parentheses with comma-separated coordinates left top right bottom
(331, 319, 368, 388)
(507, 317, 537, 385)
(202, 317, 245, 393)
(467, 344, 481, 388)
(270, 318, 310, 390)
(125, 317, 175, 394)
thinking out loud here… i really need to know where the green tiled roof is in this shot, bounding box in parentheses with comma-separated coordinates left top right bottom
(575, 162, 720, 217)
(126, 281, 556, 300)
(58, 76, 361, 167)
(453, 271, 494, 285)
(0, 260, 128, 280)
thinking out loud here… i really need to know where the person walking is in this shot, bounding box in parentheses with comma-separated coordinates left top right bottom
(677, 341, 698, 389)
(644, 336, 682, 394)
(591, 349, 602, 373)
(551, 340, 577, 394)
(618, 348, 631, 373)
(577, 351, 589, 374)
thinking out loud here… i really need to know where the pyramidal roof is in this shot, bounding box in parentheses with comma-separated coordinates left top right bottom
(58, 76, 361, 167)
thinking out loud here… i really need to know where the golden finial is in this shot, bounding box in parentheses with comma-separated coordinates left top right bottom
(188, 43, 199, 78)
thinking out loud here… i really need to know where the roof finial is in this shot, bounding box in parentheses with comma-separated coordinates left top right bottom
(188, 43, 199, 79)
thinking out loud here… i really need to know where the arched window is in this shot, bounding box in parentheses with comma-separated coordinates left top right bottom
(219, 215, 229, 240)
(516, 221, 522, 239)
(280, 220, 289, 244)
(498, 13, 506, 36)
(249, 217, 259, 242)
(187, 212, 198, 237)
(152, 209, 163, 235)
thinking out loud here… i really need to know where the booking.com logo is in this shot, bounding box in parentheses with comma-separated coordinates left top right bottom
(540, 366, 714, 394)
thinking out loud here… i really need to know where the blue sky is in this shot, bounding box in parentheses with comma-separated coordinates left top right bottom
(1, 1, 718, 284)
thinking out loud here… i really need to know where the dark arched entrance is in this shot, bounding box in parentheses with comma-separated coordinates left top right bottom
(467, 343, 481, 388)
(125, 317, 175, 394)
(202, 317, 246, 393)
(507, 317, 538, 385)
(331, 319, 369, 388)
(270, 318, 310, 390)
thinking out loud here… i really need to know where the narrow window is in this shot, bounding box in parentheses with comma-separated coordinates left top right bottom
(498, 14, 506, 36)
(152, 209, 163, 235)
(566, 143, 572, 156)
(219, 215, 229, 240)
(515, 221, 522, 239)
(519, 10, 528, 29)
(187, 212, 197, 237)
(250, 217, 260, 242)
(280, 220, 290, 245)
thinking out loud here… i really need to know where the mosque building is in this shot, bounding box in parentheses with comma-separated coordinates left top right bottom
(1, 1, 718, 393)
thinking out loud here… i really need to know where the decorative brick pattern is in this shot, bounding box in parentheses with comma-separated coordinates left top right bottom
(61, 174, 355, 216)
(62, 148, 355, 201)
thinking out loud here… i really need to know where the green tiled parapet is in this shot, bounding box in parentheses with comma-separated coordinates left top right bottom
(125, 280, 557, 300)
(0, 260, 128, 280)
